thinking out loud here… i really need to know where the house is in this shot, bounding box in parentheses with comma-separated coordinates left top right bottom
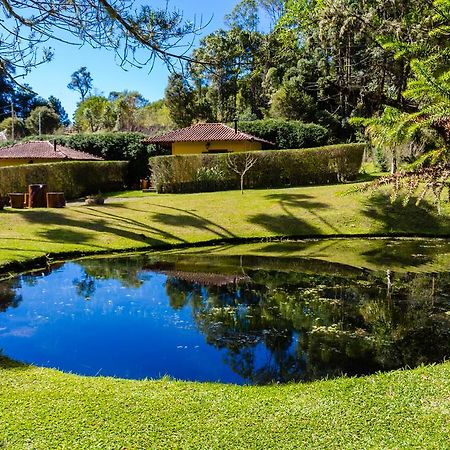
(143, 123, 274, 155)
(0, 141, 103, 167)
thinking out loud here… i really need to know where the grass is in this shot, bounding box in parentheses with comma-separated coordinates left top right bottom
(1, 183, 449, 271)
(1, 182, 450, 449)
(1, 358, 449, 449)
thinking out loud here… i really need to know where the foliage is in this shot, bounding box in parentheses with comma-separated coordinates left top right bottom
(67, 67, 93, 102)
(25, 106, 60, 135)
(352, 0, 450, 209)
(22, 132, 155, 184)
(0, 161, 127, 199)
(109, 91, 148, 132)
(0, 116, 27, 139)
(165, 73, 196, 128)
(238, 119, 329, 149)
(149, 143, 364, 193)
(136, 99, 174, 129)
(48, 96, 70, 127)
(0, 1, 203, 80)
(74, 96, 110, 132)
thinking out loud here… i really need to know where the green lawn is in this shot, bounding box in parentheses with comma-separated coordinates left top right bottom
(1, 183, 450, 449)
(1, 358, 449, 449)
(1, 183, 449, 271)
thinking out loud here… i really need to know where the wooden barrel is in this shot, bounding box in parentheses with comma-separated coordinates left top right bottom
(9, 193, 25, 209)
(28, 184, 48, 208)
(46, 192, 66, 208)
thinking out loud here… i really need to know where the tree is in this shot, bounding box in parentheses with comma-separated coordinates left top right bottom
(165, 73, 195, 128)
(0, 116, 27, 139)
(353, 0, 450, 210)
(67, 67, 93, 102)
(226, 153, 258, 194)
(48, 96, 70, 127)
(110, 91, 148, 131)
(25, 106, 60, 135)
(0, 1, 204, 81)
(74, 96, 110, 132)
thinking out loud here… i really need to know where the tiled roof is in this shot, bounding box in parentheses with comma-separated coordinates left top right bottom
(143, 123, 275, 145)
(0, 141, 103, 161)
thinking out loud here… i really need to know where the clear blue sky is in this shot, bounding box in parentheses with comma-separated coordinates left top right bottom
(22, 1, 240, 119)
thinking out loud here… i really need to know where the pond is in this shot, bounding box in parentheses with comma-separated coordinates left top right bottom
(0, 238, 449, 385)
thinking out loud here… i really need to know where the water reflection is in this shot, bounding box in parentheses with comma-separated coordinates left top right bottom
(0, 239, 449, 385)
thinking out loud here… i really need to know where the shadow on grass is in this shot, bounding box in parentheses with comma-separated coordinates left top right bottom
(147, 204, 238, 239)
(250, 192, 334, 235)
(362, 193, 450, 235)
(7, 207, 184, 252)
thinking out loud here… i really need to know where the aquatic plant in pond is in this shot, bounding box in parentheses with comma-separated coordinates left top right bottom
(0, 239, 449, 385)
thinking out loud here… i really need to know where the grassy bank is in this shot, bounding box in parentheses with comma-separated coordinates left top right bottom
(1, 357, 449, 449)
(1, 183, 450, 449)
(1, 183, 449, 271)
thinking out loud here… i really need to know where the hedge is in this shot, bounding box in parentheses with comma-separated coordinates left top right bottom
(237, 119, 330, 149)
(150, 144, 365, 194)
(0, 161, 128, 199)
(21, 133, 157, 185)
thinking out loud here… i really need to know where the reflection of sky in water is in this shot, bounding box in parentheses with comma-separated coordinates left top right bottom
(0, 248, 449, 385)
(0, 263, 250, 384)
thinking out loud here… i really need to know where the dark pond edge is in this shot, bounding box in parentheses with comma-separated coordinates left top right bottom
(1, 233, 450, 280)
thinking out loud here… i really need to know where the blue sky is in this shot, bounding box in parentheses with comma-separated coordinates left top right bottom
(22, 1, 240, 118)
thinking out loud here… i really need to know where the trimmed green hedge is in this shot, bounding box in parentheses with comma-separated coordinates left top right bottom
(0, 161, 128, 199)
(237, 119, 330, 149)
(21, 132, 157, 184)
(150, 144, 365, 194)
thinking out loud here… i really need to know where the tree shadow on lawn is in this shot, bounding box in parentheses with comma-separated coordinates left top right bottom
(145, 204, 239, 239)
(362, 193, 450, 235)
(249, 192, 335, 236)
(9, 207, 181, 251)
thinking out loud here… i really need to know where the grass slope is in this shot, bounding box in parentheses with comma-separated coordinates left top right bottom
(1, 183, 449, 271)
(1, 184, 450, 449)
(1, 358, 450, 449)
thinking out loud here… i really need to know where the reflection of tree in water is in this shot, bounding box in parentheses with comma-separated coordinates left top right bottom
(73, 257, 147, 299)
(0, 278, 22, 312)
(164, 268, 450, 384)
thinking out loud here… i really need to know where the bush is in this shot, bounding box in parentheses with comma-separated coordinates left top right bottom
(22, 132, 156, 185)
(150, 144, 365, 194)
(0, 161, 128, 199)
(237, 119, 330, 149)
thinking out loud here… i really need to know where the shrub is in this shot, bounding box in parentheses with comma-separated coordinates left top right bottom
(22, 132, 156, 185)
(237, 119, 330, 149)
(150, 143, 365, 194)
(0, 161, 128, 199)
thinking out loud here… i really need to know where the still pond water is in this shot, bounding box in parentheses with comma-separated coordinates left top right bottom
(1, 239, 449, 385)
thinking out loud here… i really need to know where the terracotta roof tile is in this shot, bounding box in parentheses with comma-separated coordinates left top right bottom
(0, 141, 103, 161)
(143, 123, 275, 146)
